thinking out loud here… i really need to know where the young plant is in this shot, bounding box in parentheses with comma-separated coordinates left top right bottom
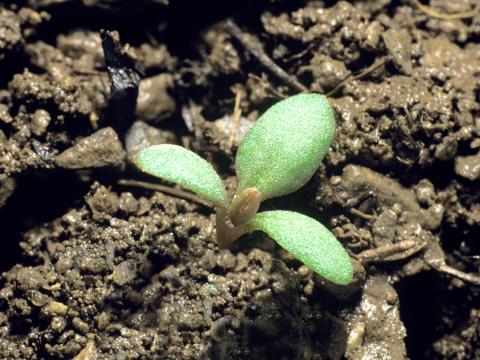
(135, 94, 353, 285)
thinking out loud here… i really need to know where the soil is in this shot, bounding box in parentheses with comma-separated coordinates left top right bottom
(1, 0, 480, 359)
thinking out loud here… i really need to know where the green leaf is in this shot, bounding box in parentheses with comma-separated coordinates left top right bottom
(248, 211, 352, 285)
(135, 145, 228, 205)
(235, 93, 335, 200)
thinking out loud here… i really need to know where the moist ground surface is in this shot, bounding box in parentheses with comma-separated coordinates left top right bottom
(1, 1, 480, 359)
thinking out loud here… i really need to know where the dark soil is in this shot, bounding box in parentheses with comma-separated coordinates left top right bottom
(1, 0, 480, 359)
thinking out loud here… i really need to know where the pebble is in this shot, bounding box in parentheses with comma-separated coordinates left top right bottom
(119, 192, 139, 215)
(112, 260, 137, 285)
(454, 152, 480, 180)
(72, 317, 90, 334)
(382, 28, 412, 75)
(15, 267, 45, 291)
(125, 121, 174, 162)
(72, 341, 96, 360)
(86, 183, 119, 220)
(96, 312, 110, 330)
(55, 127, 125, 169)
(50, 316, 67, 333)
(214, 115, 253, 148)
(42, 301, 68, 317)
(135, 74, 175, 122)
(31, 109, 51, 136)
(0, 103, 12, 123)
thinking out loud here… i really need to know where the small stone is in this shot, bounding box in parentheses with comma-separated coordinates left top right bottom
(55, 127, 125, 169)
(118, 192, 139, 215)
(125, 121, 175, 162)
(73, 341, 96, 360)
(297, 265, 311, 278)
(61, 209, 83, 227)
(64, 338, 84, 358)
(72, 317, 89, 334)
(213, 115, 254, 148)
(299, 54, 351, 92)
(42, 301, 68, 317)
(13, 298, 32, 316)
(216, 249, 236, 271)
(27, 290, 50, 307)
(135, 74, 175, 122)
(31, 109, 51, 136)
(55, 256, 73, 274)
(159, 265, 179, 282)
(434, 135, 458, 161)
(50, 316, 67, 333)
(112, 260, 137, 285)
(0, 104, 12, 123)
(455, 152, 480, 181)
(78, 255, 109, 274)
(96, 312, 110, 330)
(15, 267, 45, 291)
(346, 322, 365, 355)
(303, 280, 314, 295)
(18, 8, 45, 26)
(382, 28, 412, 75)
(414, 179, 435, 206)
(0, 9, 22, 60)
(471, 138, 480, 149)
(425, 203, 444, 230)
(127, 310, 155, 329)
(363, 21, 381, 49)
(86, 183, 119, 220)
(0, 286, 13, 300)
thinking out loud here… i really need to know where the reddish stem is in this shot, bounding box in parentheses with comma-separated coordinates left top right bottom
(215, 205, 250, 249)
(215, 188, 261, 248)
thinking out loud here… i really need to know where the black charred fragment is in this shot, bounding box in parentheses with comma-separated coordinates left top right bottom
(100, 30, 142, 132)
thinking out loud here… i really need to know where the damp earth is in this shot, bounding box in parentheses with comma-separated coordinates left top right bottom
(1, 1, 480, 359)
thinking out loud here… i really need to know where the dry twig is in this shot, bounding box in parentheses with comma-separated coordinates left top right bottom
(284, 43, 316, 62)
(118, 179, 212, 207)
(224, 19, 308, 93)
(327, 56, 391, 97)
(426, 261, 480, 286)
(356, 238, 427, 263)
(248, 74, 288, 99)
(228, 89, 243, 149)
(349, 208, 377, 221)
(412, 0, 479, 20)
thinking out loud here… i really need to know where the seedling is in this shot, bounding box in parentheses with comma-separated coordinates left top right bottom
(135, 94, 353, 285)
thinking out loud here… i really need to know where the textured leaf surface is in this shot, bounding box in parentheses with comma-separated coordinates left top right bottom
(236, 93, 335, 200)
(135, 145, 227, 204)
(249, 211, 352, 285)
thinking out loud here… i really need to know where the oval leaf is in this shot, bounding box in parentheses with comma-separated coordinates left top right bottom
(235, 93, 335, 200)
(248, 211, 352, 285)
(135, 145, 227, 205)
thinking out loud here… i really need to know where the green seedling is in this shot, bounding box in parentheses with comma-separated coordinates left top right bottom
(135, 94, 352, 285)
